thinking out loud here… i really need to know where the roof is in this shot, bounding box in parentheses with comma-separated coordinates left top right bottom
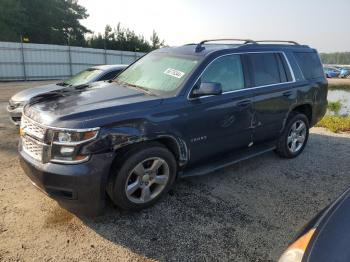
(90, 64, 128, 70)
(155, 39, 314, 57)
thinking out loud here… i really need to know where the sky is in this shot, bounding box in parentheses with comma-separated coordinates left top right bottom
(79, 0, 350, 53)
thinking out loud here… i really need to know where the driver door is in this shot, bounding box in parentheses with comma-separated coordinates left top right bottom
(184, 54, 255, 164)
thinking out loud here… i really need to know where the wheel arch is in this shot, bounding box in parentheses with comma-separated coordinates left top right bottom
(112, 134, 189, 167)
(291, 104, 313, 124)
(285, 103, 313, 127)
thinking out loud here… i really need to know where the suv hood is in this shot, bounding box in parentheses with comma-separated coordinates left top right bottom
(24, 81, 162, 128)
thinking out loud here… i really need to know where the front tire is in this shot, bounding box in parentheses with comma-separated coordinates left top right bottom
(107, 143, 177, 211)
(275, 113, 309, 158)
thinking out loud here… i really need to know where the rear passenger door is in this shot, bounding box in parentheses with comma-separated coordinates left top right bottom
(244, 52, 296, 144)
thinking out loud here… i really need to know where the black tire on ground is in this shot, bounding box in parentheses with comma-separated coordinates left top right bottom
(107, 142, 177, 211)
(275, 113, 310, 158)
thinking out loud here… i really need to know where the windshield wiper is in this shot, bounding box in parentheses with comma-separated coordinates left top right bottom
(128, 84, 155, 96)
(73, 84, 90, 90)
(115, 80, 155, 96)
(56, 82, 69, 86)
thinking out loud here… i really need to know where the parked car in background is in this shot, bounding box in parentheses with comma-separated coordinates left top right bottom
(7, 64, 128, 125)
(339, 67, 350, 78)
(323, 66, 340, 78)
(18, 39, 327, 214)
(279, 187, 350, 262)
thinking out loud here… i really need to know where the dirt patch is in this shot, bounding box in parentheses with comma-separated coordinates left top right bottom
(328, 78, 350, 87)
(44, 206, 75, 228)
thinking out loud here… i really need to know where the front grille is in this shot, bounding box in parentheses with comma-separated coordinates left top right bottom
(22, 135, 43, 161)
(21, 116, 46, 140)
(20, 115, 48, 162)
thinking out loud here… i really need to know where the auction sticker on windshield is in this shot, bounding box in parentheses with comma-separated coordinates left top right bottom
(164, 68, 185, 78)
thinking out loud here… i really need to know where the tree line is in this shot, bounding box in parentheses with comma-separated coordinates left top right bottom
(0, 0, 164, 52)
(320, 52, 350, 65)
(2, 0, 349, 56)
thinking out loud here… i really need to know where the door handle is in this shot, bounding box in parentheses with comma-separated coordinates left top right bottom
(236, 100, 251, 108)
(283, 91, 293, 97)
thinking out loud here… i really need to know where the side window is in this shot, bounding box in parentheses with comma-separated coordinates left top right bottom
(99, 70, 122, 81)
(200, 54, 244, 92)
(294, 52, 324, 80)
(246, 53, 288, 86)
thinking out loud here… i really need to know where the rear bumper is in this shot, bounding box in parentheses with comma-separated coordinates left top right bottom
(19, 150, 115, 215)
(7, 105, 22, 125)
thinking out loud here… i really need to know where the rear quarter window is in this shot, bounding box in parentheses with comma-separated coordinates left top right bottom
(294, 52, 324, 80)
(98, 70, 122, 81)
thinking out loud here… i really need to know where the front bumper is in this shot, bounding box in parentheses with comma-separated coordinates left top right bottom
(19, 149, 115, 215)
(7, 105, 23, 125)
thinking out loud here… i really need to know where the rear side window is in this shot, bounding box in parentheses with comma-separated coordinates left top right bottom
(245, 53, 290, 87)
(98, 70, 122, 81)
(294, 52, 324, 80)
(201, 54, 244, 92)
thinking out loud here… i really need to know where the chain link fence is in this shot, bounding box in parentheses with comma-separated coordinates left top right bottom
(0, 41, 146, 81)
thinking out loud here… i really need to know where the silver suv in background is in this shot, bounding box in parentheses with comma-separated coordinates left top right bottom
(7, 64, 128, 125)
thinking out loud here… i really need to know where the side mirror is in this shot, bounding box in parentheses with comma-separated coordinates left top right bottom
(192, 82, 222, 97)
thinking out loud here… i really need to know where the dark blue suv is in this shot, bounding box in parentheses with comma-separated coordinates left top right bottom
(19, 39, 328, 214)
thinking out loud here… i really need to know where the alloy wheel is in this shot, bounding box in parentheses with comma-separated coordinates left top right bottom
(125, 157, 170, 204)
(287, 120, 307, 153)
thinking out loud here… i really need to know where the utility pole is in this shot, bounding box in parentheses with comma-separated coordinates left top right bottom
(67, 37, 73, 76)
(104, 39, 107, 64)
(20, 34, 27, 81)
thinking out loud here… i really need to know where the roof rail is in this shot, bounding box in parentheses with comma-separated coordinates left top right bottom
(195, 38, 257, 52)
(255, 40, 299, 45)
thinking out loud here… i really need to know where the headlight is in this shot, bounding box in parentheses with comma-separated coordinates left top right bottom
(278, 229, 315, 262)
(9, 100, 25, 109)
(47, 128, 99, 164)
(53, 130, 98, 144)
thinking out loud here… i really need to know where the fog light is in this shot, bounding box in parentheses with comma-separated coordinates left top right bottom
(60, 146, 75, 156)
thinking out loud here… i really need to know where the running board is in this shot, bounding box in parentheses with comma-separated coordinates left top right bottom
(179, 143, 276, 178)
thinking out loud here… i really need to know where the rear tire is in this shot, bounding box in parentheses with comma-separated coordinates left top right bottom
(275, 113, 309, 158)
(107, 143, 177, 211)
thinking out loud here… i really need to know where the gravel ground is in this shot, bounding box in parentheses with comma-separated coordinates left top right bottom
(1, 81, 350, 261)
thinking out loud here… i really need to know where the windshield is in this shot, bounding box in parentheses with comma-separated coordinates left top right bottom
(63, 69, 102, 86)
(116, 53, 199, 96)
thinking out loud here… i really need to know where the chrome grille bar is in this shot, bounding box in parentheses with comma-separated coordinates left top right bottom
(21, 115, 46, 140)
(22, 135, 43, 162)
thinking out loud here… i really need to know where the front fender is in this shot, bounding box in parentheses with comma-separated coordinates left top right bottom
(81, 126, 189, 165)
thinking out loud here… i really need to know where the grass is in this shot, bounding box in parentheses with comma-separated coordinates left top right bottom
(316, 115, 350, 133)
(327, 100, 342, 114)
(315, 99, 350, 133)
(328, 83, 350, 90)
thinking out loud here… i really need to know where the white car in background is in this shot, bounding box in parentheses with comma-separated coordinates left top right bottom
(7, 64, 128, 125)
